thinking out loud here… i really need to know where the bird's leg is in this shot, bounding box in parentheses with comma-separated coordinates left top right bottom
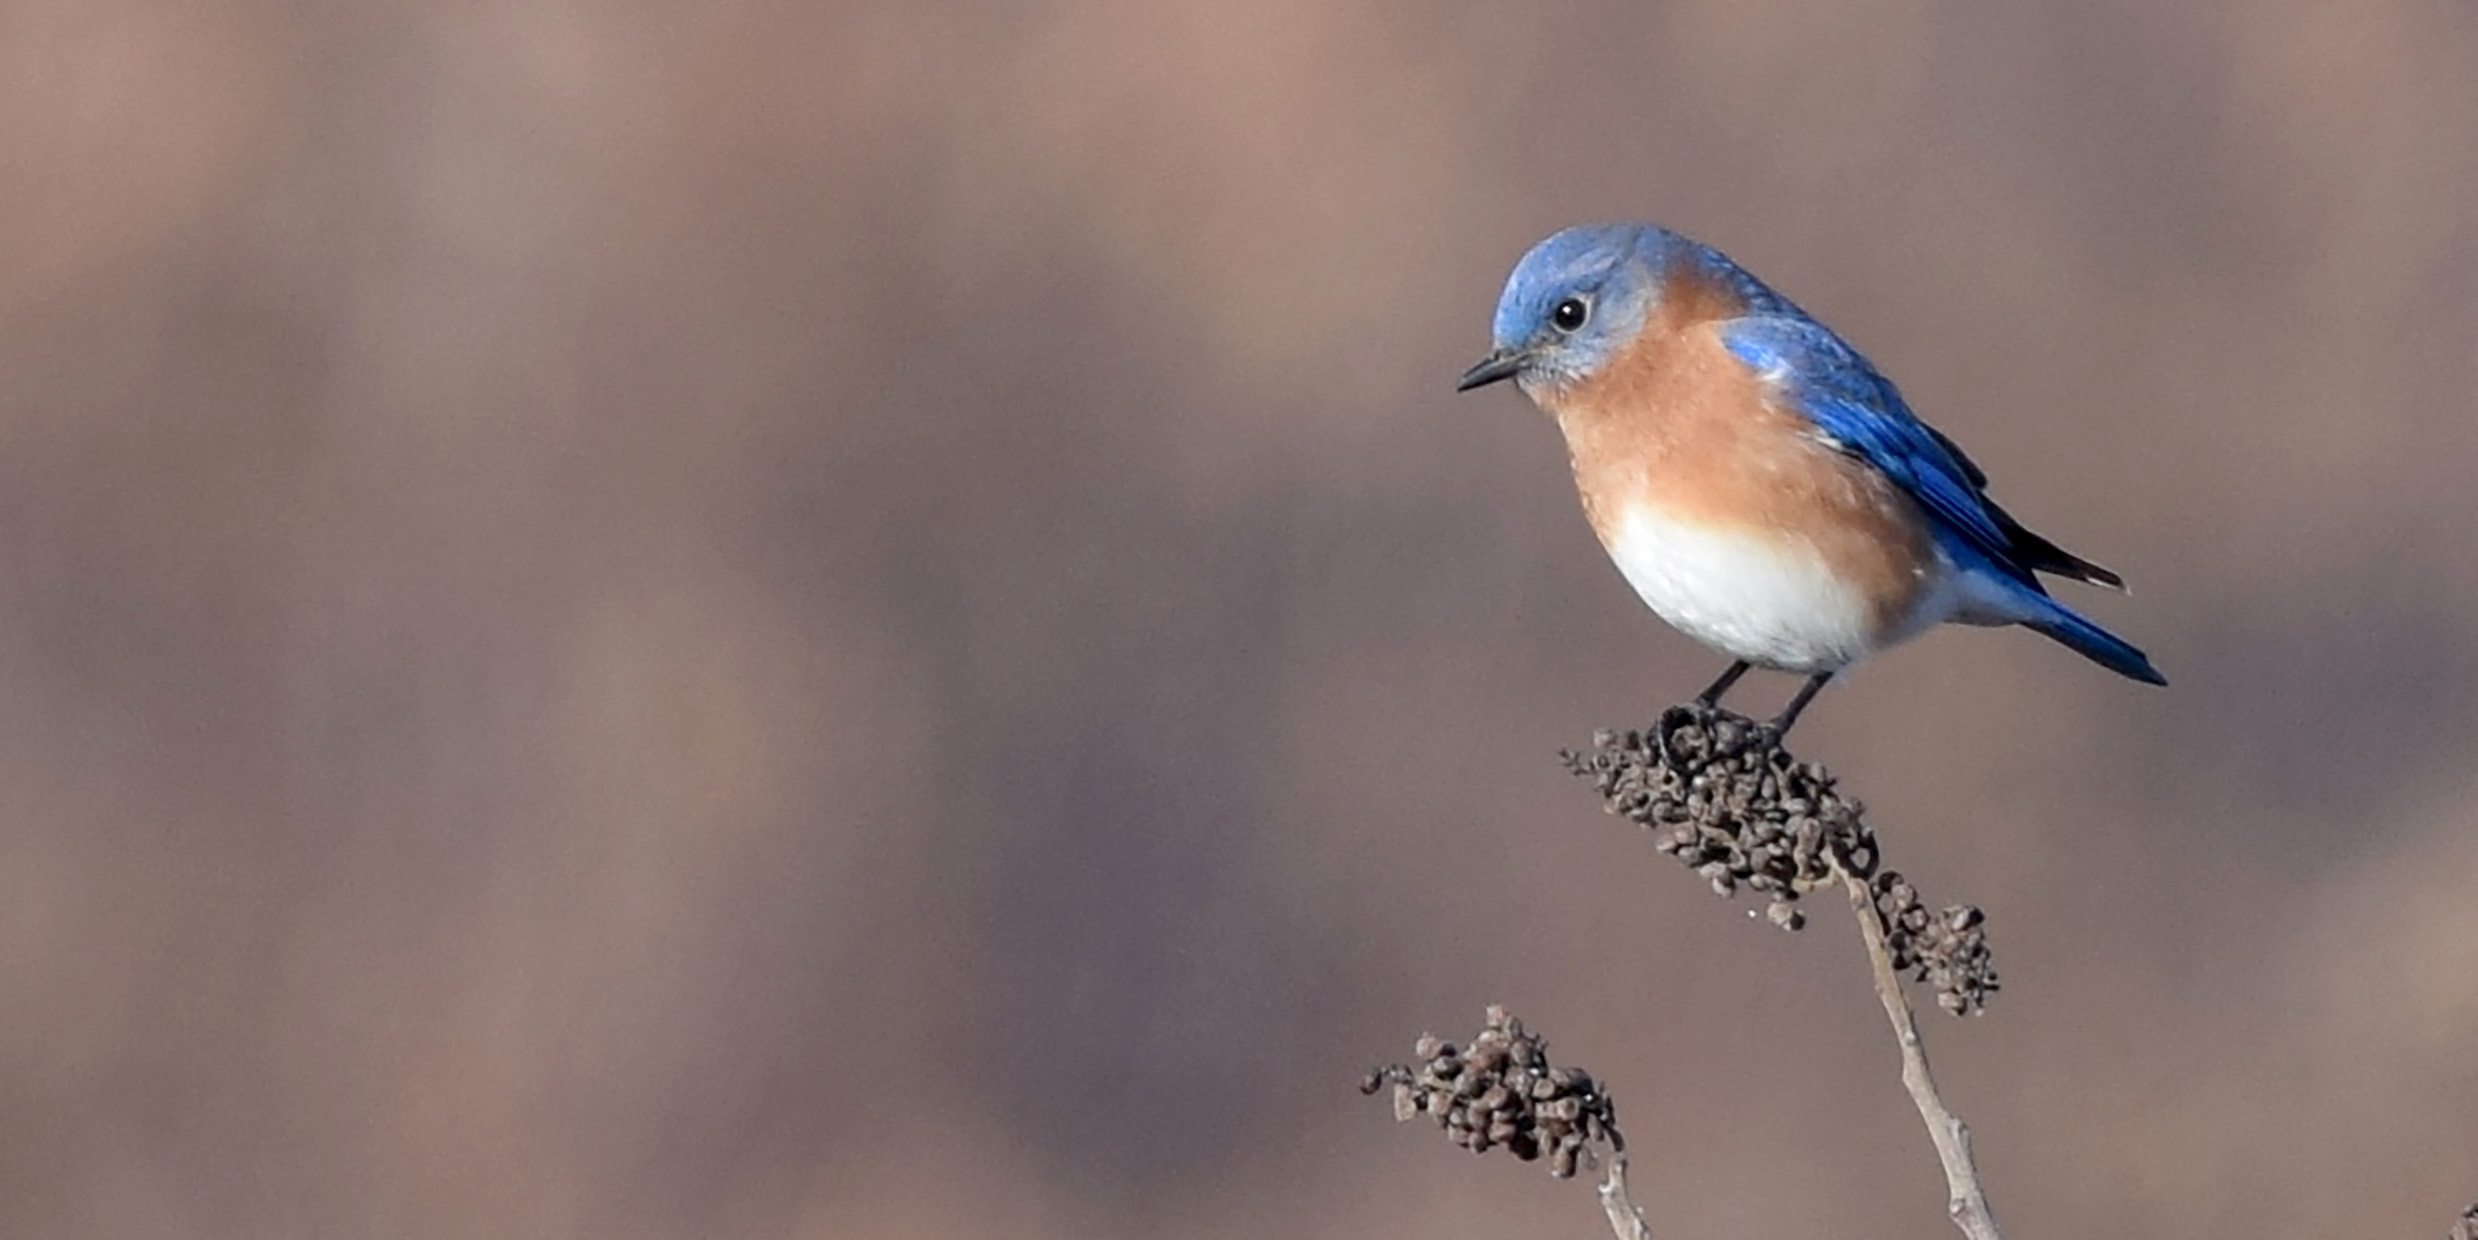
(1766, 672, 1834, 737)
(1695, 660, 1752, 708)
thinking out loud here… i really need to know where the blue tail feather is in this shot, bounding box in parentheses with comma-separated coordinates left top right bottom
(2021, 596, 2166, 686)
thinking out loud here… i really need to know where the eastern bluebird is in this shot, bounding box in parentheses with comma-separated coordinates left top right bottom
(1458, 223, 2164, 733)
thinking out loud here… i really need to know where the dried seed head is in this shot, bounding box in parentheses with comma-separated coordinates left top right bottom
(1561, 701, 1999, 1015)
(1365, 1007, 1625, 1182)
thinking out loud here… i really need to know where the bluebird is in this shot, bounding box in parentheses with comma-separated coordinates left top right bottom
(1458, 223, 2163, 733)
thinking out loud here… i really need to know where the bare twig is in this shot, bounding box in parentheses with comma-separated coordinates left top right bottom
(1595, 1152, 1655, 1240)
(1839, 861, 2003, 1240)
(1567, 704, 2006, 1233)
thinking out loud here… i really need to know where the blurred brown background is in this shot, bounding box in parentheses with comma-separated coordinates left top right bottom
(1, 1, 2473, 1236)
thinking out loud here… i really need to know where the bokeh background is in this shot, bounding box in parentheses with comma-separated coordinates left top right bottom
(2, 1, 2474, 1236)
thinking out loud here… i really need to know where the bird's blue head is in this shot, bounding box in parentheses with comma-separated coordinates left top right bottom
(1457, 223, 1675, 397)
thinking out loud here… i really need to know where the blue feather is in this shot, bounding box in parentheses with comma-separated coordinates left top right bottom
(1719, 311, 2164, 684)
(1718, 314, 2030, 584)
(2015, 589, 2170, 685)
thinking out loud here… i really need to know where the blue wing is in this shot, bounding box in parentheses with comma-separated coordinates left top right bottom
(1718, 314, 2031, 585)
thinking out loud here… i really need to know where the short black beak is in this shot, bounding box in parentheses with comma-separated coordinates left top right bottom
(1456, 350, 1524, 392)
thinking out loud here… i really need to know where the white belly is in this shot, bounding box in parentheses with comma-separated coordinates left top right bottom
(1602, 502, 1935, 673)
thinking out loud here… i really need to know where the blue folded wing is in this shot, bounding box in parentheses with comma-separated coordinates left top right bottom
(1719, 314, 2029, 584)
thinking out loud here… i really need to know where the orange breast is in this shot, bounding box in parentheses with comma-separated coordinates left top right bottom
(1542, 307, 1942, 642)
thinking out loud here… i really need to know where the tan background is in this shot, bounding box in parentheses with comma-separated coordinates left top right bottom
(1, 2, 2473, 1236)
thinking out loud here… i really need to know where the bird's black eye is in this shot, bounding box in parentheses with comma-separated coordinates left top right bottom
(1551, 297, 1590, 332)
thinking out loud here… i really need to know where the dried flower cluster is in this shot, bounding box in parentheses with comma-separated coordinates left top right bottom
(1562, 703, 1867, 926)
(1361, 1005, 1621, 1180)
(1562, 702, 1998, 1015)
(1869, 871, 1999, 1015)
